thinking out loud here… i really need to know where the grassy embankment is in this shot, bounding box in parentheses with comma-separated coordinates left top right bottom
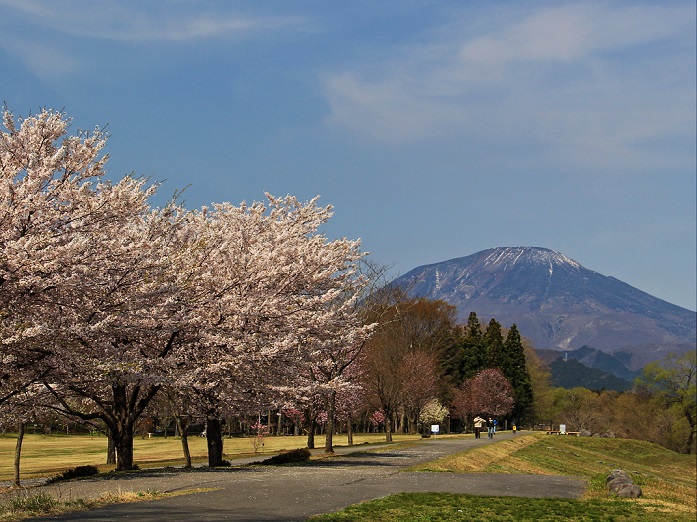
(311, 432, 697, 521)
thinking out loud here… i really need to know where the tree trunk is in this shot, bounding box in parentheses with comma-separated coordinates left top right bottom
(307, 418, 316, 449)
(324, 391, 336, 454)
(684, 406, 695, 454)
(106, 433, 116, 464)
(111, 385, 137, 471)
(206, 417, 224, 466)
(14, 421, 25, 487)
(112, 424, 135, 471)
(175, 415, 192, 468)
(384, 409, 393, 443)
(347, 420, 354, 446)
(410, 413, 419, 435)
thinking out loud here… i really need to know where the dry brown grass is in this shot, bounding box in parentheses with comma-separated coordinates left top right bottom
(409, 433, 543, 473)
(0, 488, 216, 521)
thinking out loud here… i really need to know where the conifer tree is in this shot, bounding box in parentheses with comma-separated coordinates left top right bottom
(441, 312, 486, 387)
(503, 324, 534, 421)
(484, 318, 505, 370)
(460, 312, 487, 381)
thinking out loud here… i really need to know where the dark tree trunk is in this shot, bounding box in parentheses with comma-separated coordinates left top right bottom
(14, 421, 25, 487)
(384, 409, 393, 443)
(112, 423, 135, 471)
(206, 417, 224, 466)
(324, 391, 336, 453)
(175, 415, 192, 468)
(111, 384, 137, 471)
(347, 419, 354, 446)
(307, 418, 316, 449)
(106, 433, 116, 464)
(684, 406, 695, 454)
(304, 406, 316, 449)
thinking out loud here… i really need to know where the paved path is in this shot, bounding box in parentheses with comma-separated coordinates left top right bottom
(20, 433, 584, 521)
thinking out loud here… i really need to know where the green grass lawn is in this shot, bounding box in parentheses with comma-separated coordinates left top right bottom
(310, 492, 678, 521)
(311, 433, 697, 522)
(0, 431, 420, 483)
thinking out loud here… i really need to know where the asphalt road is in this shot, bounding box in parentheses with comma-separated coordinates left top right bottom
(23, 433, 584, 521)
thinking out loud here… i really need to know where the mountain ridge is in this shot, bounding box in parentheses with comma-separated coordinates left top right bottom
(393, 247, 696, 367)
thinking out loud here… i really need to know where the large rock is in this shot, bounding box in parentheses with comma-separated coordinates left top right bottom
(606, 469, 642, 498)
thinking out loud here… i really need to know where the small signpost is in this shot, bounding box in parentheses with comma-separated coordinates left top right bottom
(431, 425, 440, 437)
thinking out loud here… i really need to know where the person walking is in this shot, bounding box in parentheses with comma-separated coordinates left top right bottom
(473, 415, 485, 439)
(487, 417, 495, 439)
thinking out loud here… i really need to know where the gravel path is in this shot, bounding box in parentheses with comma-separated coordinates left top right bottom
(11, 433, 584, 521)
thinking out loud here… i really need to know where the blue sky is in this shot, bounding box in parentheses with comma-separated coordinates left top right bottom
(1, 1, 695, 311)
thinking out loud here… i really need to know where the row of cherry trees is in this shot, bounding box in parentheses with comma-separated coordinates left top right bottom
(0, 108, 373, 470)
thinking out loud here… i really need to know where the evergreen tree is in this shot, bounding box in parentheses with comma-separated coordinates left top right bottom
(503, 324, 534, 421)
(440, 329, 466, 387)
(484, 318, 505, 370)
(460, 312, 486, 381)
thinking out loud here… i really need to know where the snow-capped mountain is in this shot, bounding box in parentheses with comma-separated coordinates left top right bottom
(392, 247, 696, 368)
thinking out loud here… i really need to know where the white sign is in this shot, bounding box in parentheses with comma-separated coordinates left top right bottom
(431, 425, 440, 434)
(559, 424, 567, 435)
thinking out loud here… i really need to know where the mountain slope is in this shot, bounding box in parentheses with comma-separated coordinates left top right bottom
(536, 346, 642, 382)
(548, 357, 633, 391)
(393, 247, 696, 366)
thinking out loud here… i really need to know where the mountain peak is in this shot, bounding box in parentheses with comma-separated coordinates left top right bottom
(475, 247, 581, 272)
(393, 247, 696, 366)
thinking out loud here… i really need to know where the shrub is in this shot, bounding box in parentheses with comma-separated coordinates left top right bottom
(48, 465, 100, 483)
(259, 448, 311, 465)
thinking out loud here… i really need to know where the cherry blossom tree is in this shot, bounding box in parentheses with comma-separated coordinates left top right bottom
(419, 399, 449, 433)
(452, 368, 515, 428)
(2, 107, 371, 471)
(306, 306, 374, 453)
(174, 195, 371, 465)
(468, 368, 515, 418)
(333, 378, 368, 446)
(1, 107, 155, 407)
(0, 107, 186, 471)
(38, 200, 204, 470)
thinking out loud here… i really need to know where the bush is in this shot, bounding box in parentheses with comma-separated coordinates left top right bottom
(259, 448, 311, 465)
(48, 465, 100, 483)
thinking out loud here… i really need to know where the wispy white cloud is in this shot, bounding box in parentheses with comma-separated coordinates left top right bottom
(0, 0, 301, 42)
(0, 0, 307, 83)
(457, 3, 688, 66)
(323, 2, 696, 173)
(1, 37, 80, 80)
